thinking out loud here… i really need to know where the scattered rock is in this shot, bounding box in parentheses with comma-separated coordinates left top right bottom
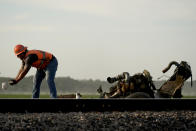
(0, 111, 196, 130)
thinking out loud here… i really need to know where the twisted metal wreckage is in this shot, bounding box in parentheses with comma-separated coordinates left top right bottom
(97, 61, 193, 98)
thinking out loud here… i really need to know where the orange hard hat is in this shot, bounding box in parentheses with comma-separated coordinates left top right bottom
(14, 44, 27, 56)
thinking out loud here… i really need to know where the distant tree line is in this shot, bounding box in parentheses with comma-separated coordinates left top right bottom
(0, 76, 195, 95)
(0, 76, 110, 94)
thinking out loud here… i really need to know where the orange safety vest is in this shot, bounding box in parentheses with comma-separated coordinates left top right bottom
(25, 50, 53, 69)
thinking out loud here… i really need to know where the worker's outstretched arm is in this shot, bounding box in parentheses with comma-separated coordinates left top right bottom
(9, 64, 31, 85)
(15, 63, 25, 80)
(15, 64, 31, 83)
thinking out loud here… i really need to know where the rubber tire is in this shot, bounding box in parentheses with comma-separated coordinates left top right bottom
(126, 92, 152, 98)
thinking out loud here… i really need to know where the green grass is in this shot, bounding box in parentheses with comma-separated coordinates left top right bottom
(182, 96, 196, 98)
(0, 94, 99, 98)
(0, 94, 50, 98)
(0, 94, 195, 98)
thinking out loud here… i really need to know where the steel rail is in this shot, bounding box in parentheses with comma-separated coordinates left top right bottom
(0, 98, 196, 113)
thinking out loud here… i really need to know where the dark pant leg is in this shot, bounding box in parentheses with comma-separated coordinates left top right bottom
(45, 57, 58, 98)
(32, 69, 46, 98)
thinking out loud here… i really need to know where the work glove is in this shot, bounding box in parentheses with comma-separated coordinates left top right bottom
(9, 79, 17, 85)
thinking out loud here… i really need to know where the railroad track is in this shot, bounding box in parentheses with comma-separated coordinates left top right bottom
(1, 99, 196, 113)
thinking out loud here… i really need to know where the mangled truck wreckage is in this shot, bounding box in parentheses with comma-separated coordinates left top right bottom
(156, 61, 192, 98)
(97, 61, 192, 98)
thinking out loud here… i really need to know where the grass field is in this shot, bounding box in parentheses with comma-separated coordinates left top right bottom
(0, 94, 100, 98)
(0, 94, 195, 98)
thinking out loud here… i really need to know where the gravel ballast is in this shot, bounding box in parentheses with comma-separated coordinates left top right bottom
(0, 111, 196, 131)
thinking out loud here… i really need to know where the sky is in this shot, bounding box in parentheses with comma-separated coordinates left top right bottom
(0, 0, 196, 81)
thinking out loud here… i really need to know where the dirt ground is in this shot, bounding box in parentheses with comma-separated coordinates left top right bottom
(0, 111, 196, 131)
